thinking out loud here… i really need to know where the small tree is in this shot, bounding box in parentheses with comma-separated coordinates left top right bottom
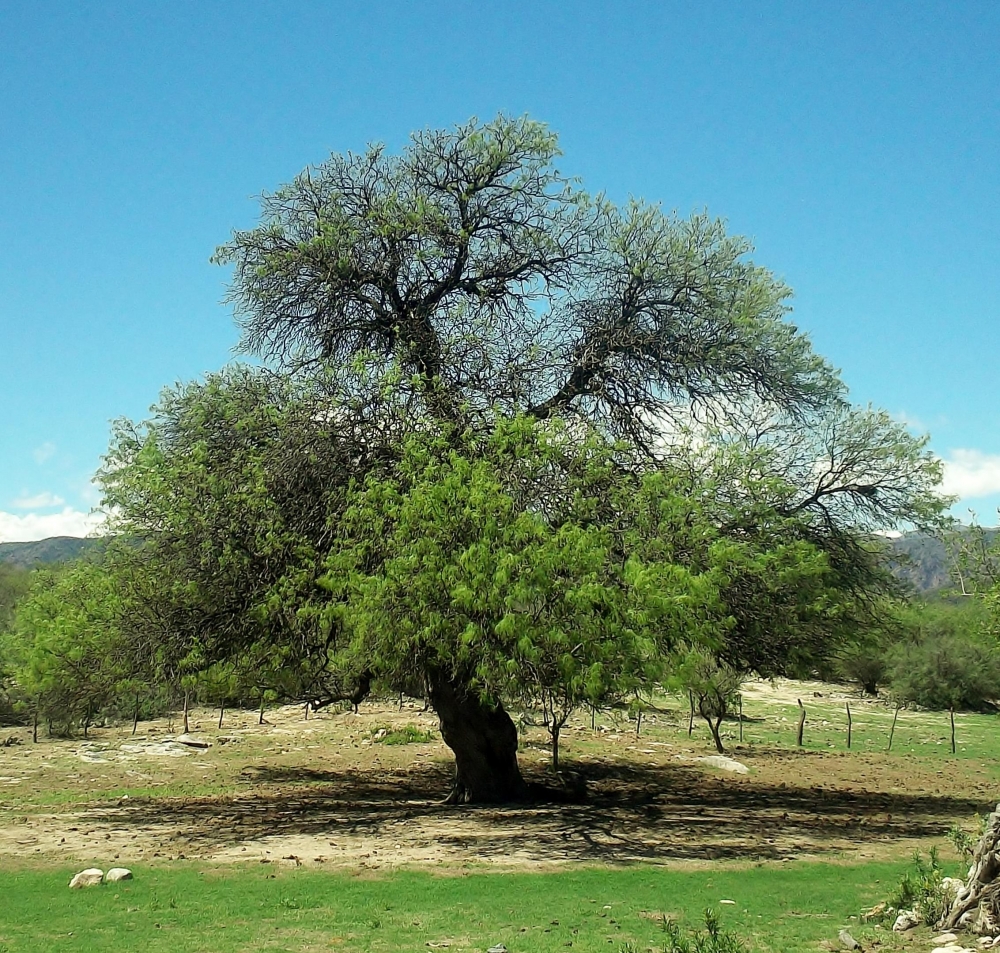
(9, 563, 126, 736)
(675, 649, 743, 753)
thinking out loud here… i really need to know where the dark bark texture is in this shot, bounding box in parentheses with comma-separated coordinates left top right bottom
(428, 672, 528, 804)
(941, 803, 1000, 932)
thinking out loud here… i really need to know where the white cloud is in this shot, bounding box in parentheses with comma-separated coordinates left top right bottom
(0, 508, 106, 543)
(12, 491, 65, 509)
(940, 449, 1000, 500)
(32, 441, 57, 464)
(894, 410, 927, 433)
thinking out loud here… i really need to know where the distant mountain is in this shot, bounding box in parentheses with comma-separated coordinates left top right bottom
(0, 536, 105, 568)
(888, 528, 1000, 594)
(0, 531, 981, 593)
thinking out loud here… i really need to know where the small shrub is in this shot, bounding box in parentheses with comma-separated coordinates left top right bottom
(882, 850, 949, 925)
(837, 643, 887, 695)
(369, 724, 435, 745)
(949, 814, 987, 863)
(661, 909, 750, 953)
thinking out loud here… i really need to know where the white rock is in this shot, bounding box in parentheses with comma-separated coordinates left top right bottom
(172, 733, 211, 749)
(893, 909, 920, 931)
(931, 945, 976, 953)
(69, 868, 104, 888)
(934, 935, 960, 945)
(696, 755, 749, 774)
(106, 868, 133, 882)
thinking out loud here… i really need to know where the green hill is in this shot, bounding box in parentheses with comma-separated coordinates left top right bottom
(0, 536, 104, 568)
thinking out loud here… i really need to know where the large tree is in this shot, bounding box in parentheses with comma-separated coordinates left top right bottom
(100, 115, 946, 802)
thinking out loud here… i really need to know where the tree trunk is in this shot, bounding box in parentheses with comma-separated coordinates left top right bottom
(551, 723, 560, 772)
(708, 715, 725, 753)
(427, 672, 528, 804)
(132, 694, 140, 736)
(941, 802, 1000, 932)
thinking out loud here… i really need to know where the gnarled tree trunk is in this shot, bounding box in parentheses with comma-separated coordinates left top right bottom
(428, 672, 528, 804)
(941, 802, 1000, 932)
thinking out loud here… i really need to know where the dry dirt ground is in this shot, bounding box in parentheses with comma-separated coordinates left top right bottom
(0, 680, 996, 873)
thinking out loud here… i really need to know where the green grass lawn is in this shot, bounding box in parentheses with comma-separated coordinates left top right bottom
(0, 859, 925, 953)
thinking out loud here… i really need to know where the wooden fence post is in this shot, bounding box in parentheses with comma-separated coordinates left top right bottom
(888, 705, 900, 751)
(796, 699, 806, 747)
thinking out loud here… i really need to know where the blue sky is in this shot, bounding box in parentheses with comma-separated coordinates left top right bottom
(1, 1, 998, 540)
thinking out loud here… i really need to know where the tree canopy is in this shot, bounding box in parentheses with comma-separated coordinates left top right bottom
(84, 115, 948, 802)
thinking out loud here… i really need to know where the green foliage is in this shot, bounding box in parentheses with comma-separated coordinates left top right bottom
(0, 563, 31, 630)
(948, 815, 987, 863)
(6, 562, 125, 734)
(317, 419, 723, 727)
(887, 633, 1000, 712)
(672, 648, 742, 752)
(834, 596, 995, 704)
(81, 114, 949, 794)
(881, 850, 949, 925)
(837, 641, 889, 696)
(661, 909, 750, 953)
(370, 724, 435, 745)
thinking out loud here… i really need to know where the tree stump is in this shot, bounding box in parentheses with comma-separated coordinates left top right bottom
(940, 802, 1000, 931)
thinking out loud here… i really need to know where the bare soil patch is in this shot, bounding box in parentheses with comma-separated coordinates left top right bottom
(0, 682, 995, 872)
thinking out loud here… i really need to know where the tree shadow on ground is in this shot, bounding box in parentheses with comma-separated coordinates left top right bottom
(86, 758, 989, 866)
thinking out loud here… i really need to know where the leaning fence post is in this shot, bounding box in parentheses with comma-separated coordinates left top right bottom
(950, 708, 956, 754)
(846, 702, 852, 749)
(888, 705, 900, 751)
(796, 699, 806, 747)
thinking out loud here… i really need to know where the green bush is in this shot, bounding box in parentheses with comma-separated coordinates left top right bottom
(837, 642, 888, 695)
(888, 634, 1000, 711)
(661, 909, 750, 953)
(369, 724, 435, 745)
(882, 850, 949, 925)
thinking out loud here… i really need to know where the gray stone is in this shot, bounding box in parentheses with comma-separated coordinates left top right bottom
(486, 946, 508, 953)
(106, 867, 133, 882)
(892, 909, 920, 931)
(69, 868, 104, 888)
(838, 929, 860, 950)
